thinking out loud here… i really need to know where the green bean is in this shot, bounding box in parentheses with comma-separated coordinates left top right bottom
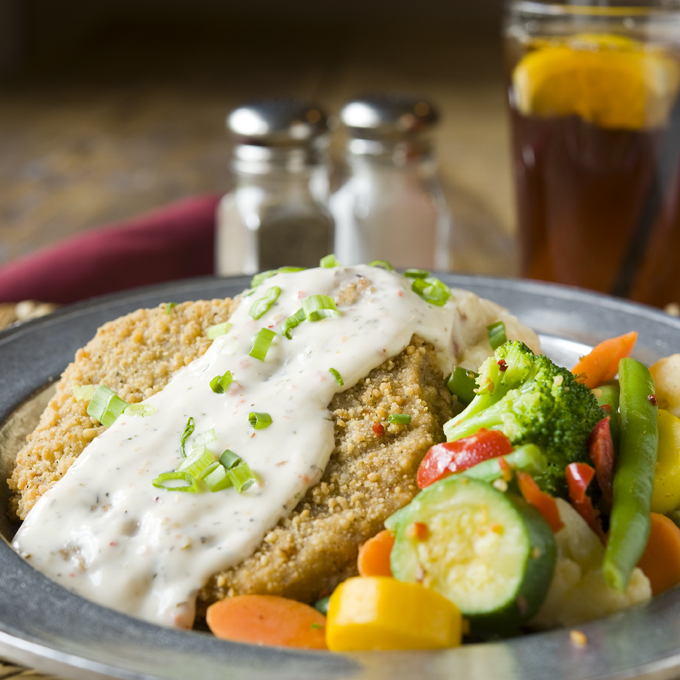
(603, 358, 658, 592)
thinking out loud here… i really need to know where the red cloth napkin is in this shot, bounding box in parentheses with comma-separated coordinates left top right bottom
(0, 194, 222, 305)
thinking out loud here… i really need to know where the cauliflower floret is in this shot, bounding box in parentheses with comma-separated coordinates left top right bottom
(650, 354, 680, 418)
(530, 499, 651, 629)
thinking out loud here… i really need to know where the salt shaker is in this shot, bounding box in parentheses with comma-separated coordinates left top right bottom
(330, 93, 451, 270)
(215, 99, 334, 276)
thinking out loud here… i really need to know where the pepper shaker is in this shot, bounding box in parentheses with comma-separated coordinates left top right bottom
(216, 99, 335, 275)
(330, 93, 451, 270)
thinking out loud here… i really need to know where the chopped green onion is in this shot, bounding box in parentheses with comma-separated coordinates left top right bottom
(87, 386, 128, 428)
(388, 413, 411, 425)
(249, 286, 281, 320)
(197, 461, 220, 480)
(124, 403, 157, 417)
(446, 367, 478, 406)
(193, 428, 217, 450)
(403, 269, 430, 279)
(152, 471, 200, 493)
(329, 368, 344, 386)
(411, 277, 451, 307)
(165, 302, 177, 314)
(228, 461, 257, 493)
(207, 322, 232, 340)
(72, 384, 96, 402)
(210, 370, 234, 394)
(180, 417, 195, 457)
(280, 308, 306, 339)
(249, 328, 276, 361)
(177, 446, 214, 477)
(487, 321, 508, 350)
(310, 623, 324, 630)
(369, 260, 394, 271)
(320, 254, 341, 268)
(204, 463, 233, 492)
(302, 295, 340, 322)
(249, 412, 272, 429)
(219, 449, 242, 470)
(251, 267, 305, 289)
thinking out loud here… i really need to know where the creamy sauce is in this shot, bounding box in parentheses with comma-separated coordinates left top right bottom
(12, 266, 530, 628)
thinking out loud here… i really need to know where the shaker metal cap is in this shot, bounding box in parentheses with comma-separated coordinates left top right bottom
(340, 93, 439, 139)
(227, 98, 329, 147)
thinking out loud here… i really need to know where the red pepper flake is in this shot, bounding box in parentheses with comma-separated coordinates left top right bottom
(648, 394, 658, 406)
(498, 456, 513, 482)
(600, 403, 612, 414)
(372, 422, 385, 437)
(407, 522, 429, 541)
(497, 359, 508, 372)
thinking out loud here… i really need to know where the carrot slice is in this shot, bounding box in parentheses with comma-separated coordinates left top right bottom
(571, 331, 638, 389)
(206, 595, 328, 649)
(517, 471, 565, 533)
(637, 512, 680, 596)
(358, 529, 395, 577)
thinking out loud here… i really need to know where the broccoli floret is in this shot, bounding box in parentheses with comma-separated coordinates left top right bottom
(443, 341, 603, 497)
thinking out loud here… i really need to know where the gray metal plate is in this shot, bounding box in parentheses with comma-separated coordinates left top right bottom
(1, 274, 680, 680)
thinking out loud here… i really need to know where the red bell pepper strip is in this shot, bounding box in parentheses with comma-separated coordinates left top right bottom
(517, 472, 564, 533)
(566, 462, 606, 543)
(417, 428, 513, 489)
(588, 417, 615, 506)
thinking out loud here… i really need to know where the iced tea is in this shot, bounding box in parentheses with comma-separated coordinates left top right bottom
(505, 5, 680, 307)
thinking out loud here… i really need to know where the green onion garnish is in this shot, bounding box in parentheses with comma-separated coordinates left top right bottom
(228, 461, 257, 493)
(219, 449, 242, 470)
(124, 403, 157, 417)
(313, 596, 330, 615)
(403, 269, 430, 279)
(152, 471, 200, 493)
(249, 286, 281, 320)
(388, 413, 411, 424)
(249, 412, 272, 429)
(446, 367, 478, 406)
(177, 446, 214, 477)
(197, 461, 220, 480)
(193, 427, 217, 450)
(411, 276, 451, 307)
(280, 308, 306, 339)
(369, 260, 394, 271)
(320, 254, 341, 268)
(210, 370, 234, 394)
(72, 384, 96, 402)
(302, 295, 340, 322)
(207, 322, 232, 340)
(251, 267, 305, 289)
(87, 386, 128, 428)
(180, 417, 195, 457)
(165, 302, 177, 314)
(329, 368, 344, 386)
(249, 328, 276, 361)
(204, 463, 233, 492)
(487, 321, 508, 350)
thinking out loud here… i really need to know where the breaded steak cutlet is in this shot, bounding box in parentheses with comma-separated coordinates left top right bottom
(9, 298, 237, 520)
(9, 281, 539, 613)
(198, 335, 452, 610)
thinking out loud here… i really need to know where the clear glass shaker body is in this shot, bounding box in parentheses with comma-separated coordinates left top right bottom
(216, 150, 334, 276)
(331, 141, 451, 270)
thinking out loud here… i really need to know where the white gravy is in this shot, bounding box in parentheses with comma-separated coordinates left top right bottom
(12, 266, 524, 628)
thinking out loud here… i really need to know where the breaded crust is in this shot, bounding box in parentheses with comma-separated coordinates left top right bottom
(8, 298, 237, 520)
(197, 335, 452, 611)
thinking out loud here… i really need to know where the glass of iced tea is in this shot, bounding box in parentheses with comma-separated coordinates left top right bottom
(505, 1, 680, 307)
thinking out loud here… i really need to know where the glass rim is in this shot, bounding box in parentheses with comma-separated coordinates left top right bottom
(507, 0, 680, 18)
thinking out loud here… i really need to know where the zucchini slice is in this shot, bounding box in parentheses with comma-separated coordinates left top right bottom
(385, 477, 556, 636)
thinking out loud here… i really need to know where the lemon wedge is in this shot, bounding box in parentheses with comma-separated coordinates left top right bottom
(512, 34, 680, 129)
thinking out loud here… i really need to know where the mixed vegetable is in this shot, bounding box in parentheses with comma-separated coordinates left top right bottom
(205, 326, 680, 652)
